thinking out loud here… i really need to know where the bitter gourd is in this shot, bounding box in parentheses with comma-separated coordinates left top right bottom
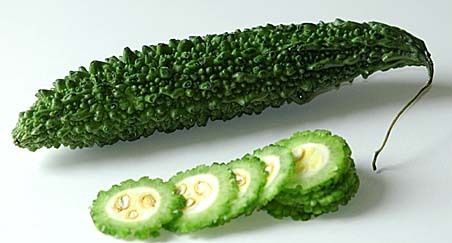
(12, 20, 433, 170)
(166, 163, 238, 233)
(253, 145, 295, 206)
(90, 177, 184, 239)
(89, 129, 361, 239)
(227, 154, 267, 218)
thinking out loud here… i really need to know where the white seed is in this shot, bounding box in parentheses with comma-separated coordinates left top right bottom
(127, 210, 139, 219)
(235, 173, 246, 187)
(141, 194, 156, 208)
(265, 163, 274, 175)
(194, 181, 212, 196)
(114, 194, 130, 211)
(186, 198, 196, 208)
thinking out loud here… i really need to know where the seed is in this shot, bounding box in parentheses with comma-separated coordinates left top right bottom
(186, 198, 196, 208)
(235, 173, 246, 187)
(265, 163, 274, 175)
(292, 147, 305, 160)
(141, 194, 156, 208)
(177, 184, 187, 195)
(194, 181, 212, 196)
(127, 210, 139, 219)
(114, 194, 130, 211)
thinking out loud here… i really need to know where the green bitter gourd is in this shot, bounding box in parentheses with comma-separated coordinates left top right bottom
(90, 177, 184, 239)
(12, 20, 434, 170)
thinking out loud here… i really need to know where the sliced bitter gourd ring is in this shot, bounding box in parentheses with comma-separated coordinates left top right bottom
(253, 144, 295, 206)
(227, 155, 267, 219)
(275, 164, 359, 208)
(266, 167, 360, 220)
(166, 163, 238, 233)
(277, 130, 352, 195)
(90, 177, 184, 239)
(274, 157, 354, 203)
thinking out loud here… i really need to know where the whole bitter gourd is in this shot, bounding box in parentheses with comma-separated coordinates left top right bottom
(12, 19, 433, 169)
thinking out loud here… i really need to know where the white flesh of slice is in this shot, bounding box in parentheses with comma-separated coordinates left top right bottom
(292, 143, 330, 179)
(260, 155, 281, 187)
(176, 174, 220, 215)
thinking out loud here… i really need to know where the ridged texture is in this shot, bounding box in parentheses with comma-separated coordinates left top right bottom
(253, 144, 295, 206)
(90, 177, 184, 239)
(227, 154, 267, 219)
(13, 19, 432, 151)
(166, 163, 238, 233)
(265, 167, 359, 220)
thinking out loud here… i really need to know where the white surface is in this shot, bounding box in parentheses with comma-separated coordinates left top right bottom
(1, 0, 451, 242)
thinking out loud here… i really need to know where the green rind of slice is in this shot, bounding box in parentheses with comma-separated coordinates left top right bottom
(266, 167, 359, 220)
(227, 154, 267, 219)
(276, 165, 359, 207)
(253, 144, 295, 206)
(90, 177, 185, 239)
(166, 163, 238, 233)
(276, 129, 352, 193)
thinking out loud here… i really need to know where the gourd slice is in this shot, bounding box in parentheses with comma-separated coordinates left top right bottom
(90, 177, 184, 239)
(227, 154, 267, 218)
(277, 130, 352, 194)
(166, 163, 238, 233)
(253, 144, 295, 206)
(266, 167, 360, 220)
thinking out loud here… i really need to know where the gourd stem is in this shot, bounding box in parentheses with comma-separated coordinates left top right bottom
(372, 48, 434, 171)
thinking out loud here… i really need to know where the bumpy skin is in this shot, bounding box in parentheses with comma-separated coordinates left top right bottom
(275, 129, 352, 200)
(12, 19, 433, 151)
(166, 163, 238, 233)
(265, 167, 359, 220)
(253, 144, 295, 206)
(90, 177, 185, 239)
(227, 154, 267, 218)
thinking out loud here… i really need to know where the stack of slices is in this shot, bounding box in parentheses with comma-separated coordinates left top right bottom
(90, 130, 360, 239)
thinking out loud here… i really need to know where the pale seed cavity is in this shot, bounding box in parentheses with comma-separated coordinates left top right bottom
(114, 194, 130, 211)
(194, 180, 212, 196)
(292, 144, 328, 177)
(140, 194, 156, 208)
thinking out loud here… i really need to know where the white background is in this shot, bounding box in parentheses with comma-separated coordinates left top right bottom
(1, 0, 451, 242)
